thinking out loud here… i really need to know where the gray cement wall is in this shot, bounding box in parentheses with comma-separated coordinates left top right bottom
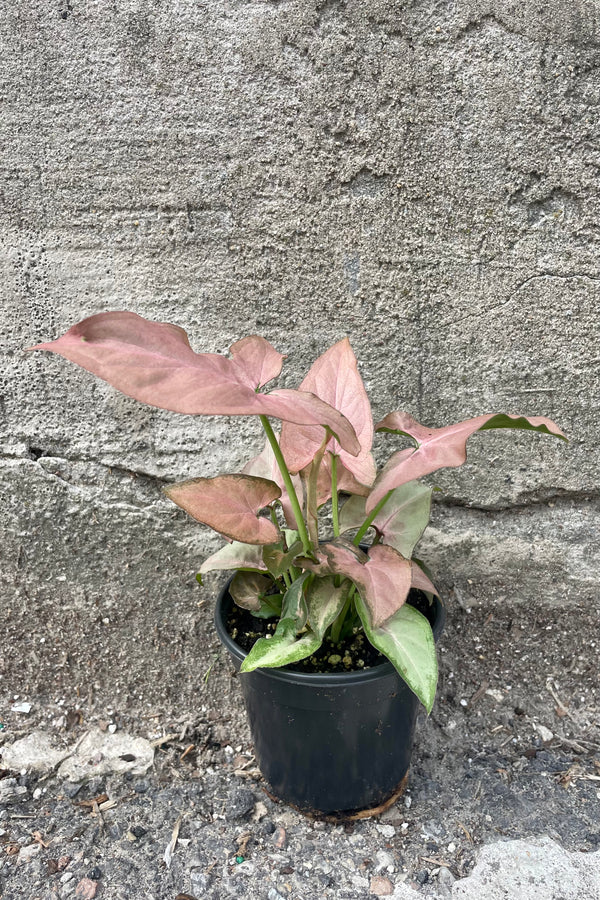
(2, 0, 599, 710)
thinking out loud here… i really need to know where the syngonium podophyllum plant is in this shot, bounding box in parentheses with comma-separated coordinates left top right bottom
(29, 312, 567, 711)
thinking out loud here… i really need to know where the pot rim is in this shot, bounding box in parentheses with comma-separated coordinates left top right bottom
(215, 577, 446, 688)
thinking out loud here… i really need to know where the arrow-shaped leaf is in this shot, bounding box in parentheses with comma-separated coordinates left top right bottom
(339, 482, 433, 557)
(280, 572, 311, 630)
(355, 597, 438, 713)
(368, 411, 567, 513)
(279, 337, 375, 482)
(239, 618, 322, 672)
(305, 575, 351, 639)
(229, 571, 282, 618)
(28, 312, 360, 456)
(297, 540, 412, 628)
(163, 474, 281, 544)
(262, 541, 303, 579)
(199, 540, 268, 575)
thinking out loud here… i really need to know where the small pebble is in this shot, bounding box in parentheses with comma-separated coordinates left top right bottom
(33, 787, 43, 800)
(235, 860, 256, 875)
(62, 781, 82, 799)
(61, 871, 75, 884)
(17, 844, 40, 865)
(267, 889, 286, 900)
(88, 867, 102, 880)
(374, 850, 395, 873)
(75, 879, 98, 899)
(225, 787, 256, 821)
(370, 875, 394, 896)
(272, 826, 287, 849)
(437, 867, 456, 888)
(191, 871, 210, 892)
(376, 824, 396, 838)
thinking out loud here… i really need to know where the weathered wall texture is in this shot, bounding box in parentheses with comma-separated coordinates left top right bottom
(1, 0, 599, 708)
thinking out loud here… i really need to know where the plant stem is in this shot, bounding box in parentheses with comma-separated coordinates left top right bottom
(353, 490, 393, 547)
(330, 593, 351, 645)
(269, 506, 281, 536)
(259, 415, 312, 555)
(331, 454, 339, 537)
(304, 432, 330, 547)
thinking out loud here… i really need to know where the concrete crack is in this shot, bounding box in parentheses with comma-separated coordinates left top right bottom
(440, 272, 600, 329)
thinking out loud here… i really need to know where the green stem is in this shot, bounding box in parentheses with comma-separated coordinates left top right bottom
(304, 433, 330, 547)
(331, 454, 339, 537)
(330, 593, 351, 645)
(259, 415, 312, 555)
(269, 506, 281, 536)
(353, 490, 394, 547)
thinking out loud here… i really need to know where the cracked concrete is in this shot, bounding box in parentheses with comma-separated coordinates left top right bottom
(1, 0, 599, 709)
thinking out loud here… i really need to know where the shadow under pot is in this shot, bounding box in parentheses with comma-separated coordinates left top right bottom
(215, 578, 446, 819)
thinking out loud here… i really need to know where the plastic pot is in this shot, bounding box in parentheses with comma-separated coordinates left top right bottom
(215, 581, 446, 818)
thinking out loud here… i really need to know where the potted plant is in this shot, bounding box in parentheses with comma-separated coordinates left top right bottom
(28, 312, 566, 817)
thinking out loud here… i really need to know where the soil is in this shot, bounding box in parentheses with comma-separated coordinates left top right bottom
(0, 591, 599, 900)
(226, 589, 435, 674)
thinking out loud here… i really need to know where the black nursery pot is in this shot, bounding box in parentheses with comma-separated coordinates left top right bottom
(215, 582, 446, 818)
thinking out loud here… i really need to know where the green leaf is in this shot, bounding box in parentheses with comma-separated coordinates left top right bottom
(230, 571, 271, 611)
(230, 571, 281, 618)
(199, 541, 268, 575)
(356, 597, 438, 713)
(339, 482, 432, 558)
(263, 540, 303, 578)
(240, 618, 322, 672)
(306, 576, 351, 639)
(280, 572, 311, 630)
(283, 529, 300, 548)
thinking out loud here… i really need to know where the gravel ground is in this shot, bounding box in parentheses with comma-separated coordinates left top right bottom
(1, 596, 599, 900)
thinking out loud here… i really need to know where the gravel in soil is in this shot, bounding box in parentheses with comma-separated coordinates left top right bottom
(0, 596, 598, 899)
(226, 589, 434, 674)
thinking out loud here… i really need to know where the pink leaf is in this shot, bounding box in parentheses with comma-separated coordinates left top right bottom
(297, 540, 412, 628)
(367, 412, 567, 513)
(163, 474, 281, 544)
(229, 335, 285, 388)
(279, 338, 375, 481)
(242, 435, 304, 528)
(411, 561, 439, 597)
(28, 312, 360, 456)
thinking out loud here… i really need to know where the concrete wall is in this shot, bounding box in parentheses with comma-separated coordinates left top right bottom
(2, 0, 599, 710)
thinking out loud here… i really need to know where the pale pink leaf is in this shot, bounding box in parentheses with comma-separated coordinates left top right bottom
(199, 541, 268, 575)
(411, 561, 439, 597)
(229, 335, 285, 388)
(229, 572, 274, 611)
(279, 338, 374, 481)
(28, 312, 360, 456)
(296, 540, 412, 628)
(163, 474, 281, 545)
(367, 412, 567, 513)
(242, 435, 304, 528)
